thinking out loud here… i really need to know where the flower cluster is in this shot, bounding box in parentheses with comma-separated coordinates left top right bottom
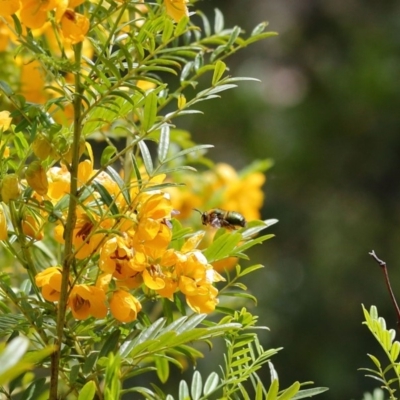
(0, 136, 226, 322)
(168, 163, 266, 223)
(34, 186, 224, 322)
(167, 163, 266, 271)
(1, 0, 89, 45)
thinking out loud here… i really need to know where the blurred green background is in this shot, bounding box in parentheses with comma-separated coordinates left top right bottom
(182, 1, 400, 399)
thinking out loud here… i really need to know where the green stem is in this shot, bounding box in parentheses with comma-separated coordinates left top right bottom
(49, 41, 83, 400)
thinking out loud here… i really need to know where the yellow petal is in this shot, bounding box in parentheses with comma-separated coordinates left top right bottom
(0, 207, 7, 240)
(143, 268, 165, 290)
(164, 0, 188, 22)
(110, 290, 142, 323)
(61, 9, 89, 44)
(0, 111, 12, 131)
(0, 0, 20, 16)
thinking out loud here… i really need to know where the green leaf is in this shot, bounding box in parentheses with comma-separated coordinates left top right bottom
(214, 8, 224, 33)
(109, 90, 135, 106)
(180, 61, 193, 81)
(277, 382, 300, 400)
(203, 232, 242, 263)
(203, 372, 219, 396)
(22, 378, 46, 400)
(106, 166, 131, 204)
(179, 380, 190, 400)
(0, 80, 13, 96)
(251, 22, 268, 36)
(212, 60, 226, 86)
(0, 337, 29, 376)
(163, 144, 213, 164)
(0, 339, 55, 386)
(291, 387, 329, 399)
(155, 355, 170, 383)
(255, 379, 264, 400)
(138, 140, 154, 175)
(11, 14, 22, 35)
(99, 330, 121, 358)
(162, 18, 174, 43)
(70, 364, 80, 384)
(142, 91, 158, 132)
(241, 219, 278, 240)
(391, 340, 400, 361)
(92, 181, 119, 215)
(245, 31, 278, 45)
(100, 146, 117, 167)
(231, 234, 275, 257)
(266, 379, 279, 400)
(367, 354, 381, 368)
(175, 16, 189, 36)
(191, 370, 202, 400)
(176, 313, 207, 334)
(158, 125, 170, 162)
(82, 352, 99, 376)
(78, 381, 97, 400)
(226, 26, 241, 48)
(199, 84, 237, 97)
(97, 54, 121, 80)
(238, 264, 264, 277)
(131, 153, 143, 189)
(104, 354, 121, 400)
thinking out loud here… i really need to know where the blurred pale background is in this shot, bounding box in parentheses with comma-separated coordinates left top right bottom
(178, 0, 400, 399)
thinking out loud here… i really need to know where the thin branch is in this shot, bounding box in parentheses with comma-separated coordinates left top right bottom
(369, 250, 400, 333)
(49, 40, 84, 400)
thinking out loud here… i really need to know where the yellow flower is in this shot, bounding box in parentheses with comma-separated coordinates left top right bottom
(0, 20, 10, 51)
(19, 59, 47, 103)
(60, 9, 89, 44)
(68, 285, 107, 320)
(164, 0, 188, 22)
(142, 266, 165, 290)
(0, 206, 8, 240)
(0, 0, 20, 16)
(178, 251, 224, 314)
(132, 192, 173, 258)
(185, 284, 219, 314)
(99, 236, 146, 277)
(0, 141, 10, 159)
(35, 267, 63, 302)
(55, 209, 112, 259)
(0, 111, 12, 131)
(20, 0, 60, 29)
(25, 161, 49, 195)
(46, 157, 93, 202)
(136, 80, 156, 91)
(110, 290, 142, 323)
(46, 164, 70, 201)
(214, 163, 265, 221)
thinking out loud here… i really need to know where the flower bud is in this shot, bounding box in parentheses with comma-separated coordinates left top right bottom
(0, 207, 8, 240)
(1, 174, 21, 203)
(32, 135, 52, 160)
(22, 213, 44, 241)
(25, 161, 48, 195)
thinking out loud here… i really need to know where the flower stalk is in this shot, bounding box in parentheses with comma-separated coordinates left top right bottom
(49, 41, 83, 400)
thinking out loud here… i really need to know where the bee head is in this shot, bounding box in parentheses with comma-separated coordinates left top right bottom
(193, 208, 207, 225)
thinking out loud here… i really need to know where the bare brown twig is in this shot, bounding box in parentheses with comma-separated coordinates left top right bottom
(369, 250, 400, 333)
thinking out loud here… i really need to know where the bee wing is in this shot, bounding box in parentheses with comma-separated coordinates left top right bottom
(210, 216, 222, 228)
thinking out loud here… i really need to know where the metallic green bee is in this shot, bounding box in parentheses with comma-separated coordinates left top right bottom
(194, 208, 246, 230)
